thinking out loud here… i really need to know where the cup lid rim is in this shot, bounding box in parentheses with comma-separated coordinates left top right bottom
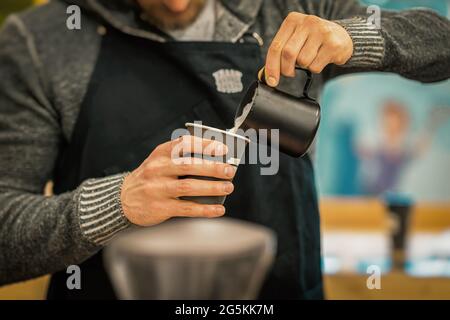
(185, 122, 251, 142)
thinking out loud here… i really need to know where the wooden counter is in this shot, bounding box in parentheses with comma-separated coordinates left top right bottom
(322, 198, 450, 300)
(324, 271, 450, 300)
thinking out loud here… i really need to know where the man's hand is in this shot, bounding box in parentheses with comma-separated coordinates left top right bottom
(263, 12, 354, 86)
(120, 135, 236, 226)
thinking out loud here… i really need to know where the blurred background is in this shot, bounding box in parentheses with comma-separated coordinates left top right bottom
(0, 0, 449, 300)
(317, 0, 450, 299)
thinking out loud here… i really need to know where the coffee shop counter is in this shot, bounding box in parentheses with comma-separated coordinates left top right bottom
(321, 198, 450, 300)
(1, 198, 449, 300)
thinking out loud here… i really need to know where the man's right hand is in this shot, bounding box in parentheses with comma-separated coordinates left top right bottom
(120, 135, 236, 226)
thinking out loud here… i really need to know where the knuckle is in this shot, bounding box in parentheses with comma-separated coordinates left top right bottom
(269, 41, 282, 54)
(285, 12, 299, 25)
(176, 180, 192, 194)
(297, 56, 309, 67)
(311, 30, 325, 42)
(327, 38, 341, 50)
(181, 204, 194, 215)
(178, 162, 191, 175)
(323, 26, 333, 38)
(286, 12, 297, 21)
(318, 22, 330, 34)
(143, 163, 156, 179)
(282, 47, 297, 61)
(304, 15, 319, 25)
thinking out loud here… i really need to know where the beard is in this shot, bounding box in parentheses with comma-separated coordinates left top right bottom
(137, 0, 207, 31)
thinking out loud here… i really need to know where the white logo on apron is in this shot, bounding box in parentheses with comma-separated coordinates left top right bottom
(212, 69, 243, 94)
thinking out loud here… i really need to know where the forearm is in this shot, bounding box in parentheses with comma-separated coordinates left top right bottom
(0, 174, 130, 285)
(378, 9, 450, 82)
(264, 1, 449, 88)
(0, 188, 96, 285)
(321, 0, 450, 82)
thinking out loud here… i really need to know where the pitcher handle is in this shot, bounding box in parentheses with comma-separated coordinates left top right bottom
(258, 66, 313, 99)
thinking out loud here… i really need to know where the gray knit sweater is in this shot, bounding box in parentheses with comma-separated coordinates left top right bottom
(0, 0, 449, 285)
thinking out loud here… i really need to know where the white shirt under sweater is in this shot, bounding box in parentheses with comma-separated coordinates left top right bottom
(164, 0, 217, 41)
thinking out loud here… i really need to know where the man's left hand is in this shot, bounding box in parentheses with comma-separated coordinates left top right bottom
(263, 12, 354, 86)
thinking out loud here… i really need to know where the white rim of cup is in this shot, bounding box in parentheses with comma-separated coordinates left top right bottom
(185, 122, 251, 143)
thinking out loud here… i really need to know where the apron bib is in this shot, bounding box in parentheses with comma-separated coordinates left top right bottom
(48, 26, 323, 300)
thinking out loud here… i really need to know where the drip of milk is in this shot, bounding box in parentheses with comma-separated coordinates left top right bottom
(229, 92, 257, 134)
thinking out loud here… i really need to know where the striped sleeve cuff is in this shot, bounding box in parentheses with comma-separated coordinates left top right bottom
(335, 17, 385, 69)
(77, 173, 131, 246)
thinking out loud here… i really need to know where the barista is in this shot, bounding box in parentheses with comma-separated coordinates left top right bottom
(0, 0, 449, 299)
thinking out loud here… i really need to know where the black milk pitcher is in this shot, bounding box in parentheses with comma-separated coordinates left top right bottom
(235, 67, 321, 157)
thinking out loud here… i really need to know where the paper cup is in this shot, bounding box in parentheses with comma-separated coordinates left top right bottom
(180, 122, 250, 205)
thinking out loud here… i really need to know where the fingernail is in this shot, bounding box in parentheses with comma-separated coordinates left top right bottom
(258, 68, 264, 81)
(267, 76, 277, 87)
(224, 166, 236, 178)
(223, 182, 234, 193)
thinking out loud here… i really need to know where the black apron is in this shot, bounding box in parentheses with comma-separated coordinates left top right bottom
(47, 25, 323, 300)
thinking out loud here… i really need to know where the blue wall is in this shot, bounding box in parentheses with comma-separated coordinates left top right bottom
(316, 0, 450, 202)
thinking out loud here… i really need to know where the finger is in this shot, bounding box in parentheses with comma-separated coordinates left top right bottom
(169, 158, 237, 179)
(265, 15, 298, 87)
(167, 179, 234, 197)
(168, 199, 226, 218)
(296, 35, 323, 69)
(281, 26, 309, 77)
(156, 135, 228, 157)
(308, 46, 333, 74)
(176, 135, 228, 157)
